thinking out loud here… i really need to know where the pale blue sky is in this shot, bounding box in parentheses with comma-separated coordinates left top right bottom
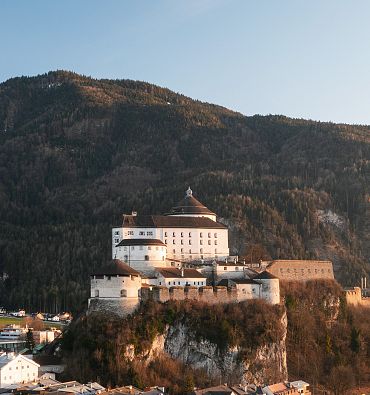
(1, 0, 370, 124)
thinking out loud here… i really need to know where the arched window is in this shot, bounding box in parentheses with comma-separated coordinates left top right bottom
(94, 290, 99, 297)
(120, 289, 127, 297)
(145, 255, 149, 261)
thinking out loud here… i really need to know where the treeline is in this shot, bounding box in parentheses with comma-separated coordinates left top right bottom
(0, 71, 369, 312)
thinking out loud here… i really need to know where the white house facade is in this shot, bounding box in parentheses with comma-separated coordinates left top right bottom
(0, 353, 39, 387)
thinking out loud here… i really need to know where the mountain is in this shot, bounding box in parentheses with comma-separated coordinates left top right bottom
(0, 70, 369, 312)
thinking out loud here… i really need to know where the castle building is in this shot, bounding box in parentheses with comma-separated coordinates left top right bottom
(112, 188, 229, 274)
(90, 259, 142, 299)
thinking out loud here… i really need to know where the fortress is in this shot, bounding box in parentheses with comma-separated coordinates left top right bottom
(88, 188, 340, 316)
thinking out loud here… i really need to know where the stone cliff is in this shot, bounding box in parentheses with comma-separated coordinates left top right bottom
(126, 310, 288, 385)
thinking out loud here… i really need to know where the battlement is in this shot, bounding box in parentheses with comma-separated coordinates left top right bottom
(142, 285, 241, 304)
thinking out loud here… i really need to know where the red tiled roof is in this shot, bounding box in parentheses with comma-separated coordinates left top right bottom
(92, 259, 140, 276)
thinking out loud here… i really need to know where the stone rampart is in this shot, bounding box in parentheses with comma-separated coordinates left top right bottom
(142, 285, 243, 304)
(266, 260, 334, 281)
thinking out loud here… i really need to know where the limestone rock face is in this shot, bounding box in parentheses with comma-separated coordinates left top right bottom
(144, 312, 288, 385)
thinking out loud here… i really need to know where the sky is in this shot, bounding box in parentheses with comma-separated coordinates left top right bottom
(1, 0, 370, 124)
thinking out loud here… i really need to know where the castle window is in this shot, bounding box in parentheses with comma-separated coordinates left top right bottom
(120, 289, 127, 297)
(147, 231, 153, 236)
(178, 281, 180, 285)
(215, 249, 217, 254)
(139, 231, 145, 236)
(124, 255, 128, 261)
(107, 276, 111, 281)
(173, 232, 175, 237)
(181, 232, 183, 237)
(224, 267, 227, 271)
(200, 240, 203, 245)
(200, 248, 203, 253)
(208, 240, 211, 245)
(214, 233, 217, 238)
(201, 255, 204, 259)
(148, 246, 151, 250)
(235, 267, 239, 271)
(181, 248, 184, 253)
(159, 282, 162, 285)
(145, 255, 149, 261)
(189, 249, 191, 254)
(214, 240, 217, 245)
(181, 240, 183, 245)
(189, 232, 191, 237)
(95, 290, 99, 297)
(115, 238, 119, 244)
(114, 231, 119, 235)
(165, 239, 167, 244)
(208, 232, 211, 238)
(128, 231, 134, 235)
(165, 232, 167, 237)
(131, 246, 135, 250)
(193, 282, 196, 285)
(173, 240, 176, 244)
(200, 232, 203, 238)
(189, 240, 192, 245)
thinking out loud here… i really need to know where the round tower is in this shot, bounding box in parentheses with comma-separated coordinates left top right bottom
(254, 271, 280, 304)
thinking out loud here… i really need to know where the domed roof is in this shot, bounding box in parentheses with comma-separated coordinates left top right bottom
(166, 187, 215, 216)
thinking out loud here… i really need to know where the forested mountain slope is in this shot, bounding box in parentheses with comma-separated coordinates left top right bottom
(0, 71, 369, 312)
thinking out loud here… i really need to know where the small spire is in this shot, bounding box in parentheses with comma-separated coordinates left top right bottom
(186, 186, 192, 197)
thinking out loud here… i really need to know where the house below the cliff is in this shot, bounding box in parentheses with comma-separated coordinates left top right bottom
(193, 380, 311, 395)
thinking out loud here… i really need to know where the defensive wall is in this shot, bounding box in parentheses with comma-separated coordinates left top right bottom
(141, 285, 240, 304)
(266, 260, 334, 281)
(344, 287, 370, 308)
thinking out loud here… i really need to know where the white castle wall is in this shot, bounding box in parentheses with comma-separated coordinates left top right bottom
(112, 226, 229, 262)
(90, 274, 141, 298)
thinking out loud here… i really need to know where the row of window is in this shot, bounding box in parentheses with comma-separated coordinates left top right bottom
(115, 230, 219, 238)
(123, 255, 165, 261)
(3, 372, 36, 380)
(158, 281, 205, 286)
(165, 239, 217, 245)
(120, 246, 164, 251)
(5, 365, 30, 371)
(164, 231, 217, 238)
(171, 248, 217, 254)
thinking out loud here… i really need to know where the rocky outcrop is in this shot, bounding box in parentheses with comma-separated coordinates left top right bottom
(128, 310, 288, 385)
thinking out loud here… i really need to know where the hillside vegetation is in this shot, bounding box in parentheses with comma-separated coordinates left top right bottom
(61, 299, 285, 393)
(0, 71, 369, 312)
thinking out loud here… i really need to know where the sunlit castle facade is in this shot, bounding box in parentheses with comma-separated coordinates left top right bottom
(112, 188, 229, 274)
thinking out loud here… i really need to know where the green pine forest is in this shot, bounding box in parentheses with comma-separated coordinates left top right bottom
(0, 71, 369, 313)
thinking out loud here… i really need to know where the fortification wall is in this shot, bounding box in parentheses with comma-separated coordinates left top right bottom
(266, 260, 334, 281)
(345, 287, 370, 307)
(141, 285, 273, 304)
